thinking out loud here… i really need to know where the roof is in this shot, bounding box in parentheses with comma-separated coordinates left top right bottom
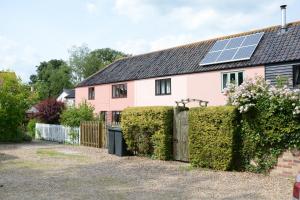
(65, 89, 75, 99)
(77, 21, 300, 87)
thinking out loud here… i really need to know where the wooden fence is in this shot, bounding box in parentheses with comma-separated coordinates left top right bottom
(80, 121, 106, 148)
(35, 123, 80, 144)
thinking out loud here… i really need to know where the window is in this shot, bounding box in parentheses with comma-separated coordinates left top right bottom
(112, 111, 121, 123)
(293, 65, 300, 88)
(112, 84, 127, 98)
(221, 71, 244, 90)
(155, 78, 171, 95)
(88, 87, 95, 100)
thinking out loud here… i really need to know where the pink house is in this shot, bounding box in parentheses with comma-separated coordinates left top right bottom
(76, 19, 300, 123)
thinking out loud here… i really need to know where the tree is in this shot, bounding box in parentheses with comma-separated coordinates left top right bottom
(35, 98, 65, 124)
(0, 72, 33, 142)
(69, 44, 127, 83)
(30, 59, 73, 100)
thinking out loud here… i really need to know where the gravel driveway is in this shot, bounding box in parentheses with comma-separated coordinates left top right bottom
(0, 141, 293, 200)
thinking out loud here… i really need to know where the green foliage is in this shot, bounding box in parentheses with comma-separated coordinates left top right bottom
(227, 76, 300, 173)
(27, 119, 37, 138)
(240, 99, 300, 173)
(30, 59, 73, 100)
(189, 106, 240, 171)
(60, 102, 95, 127)
(121, 106, 173, 160)
(68, 44, 127, 83)
(0, 72, 33, 142)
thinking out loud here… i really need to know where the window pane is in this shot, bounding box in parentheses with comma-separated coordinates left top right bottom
(238, 72, 243, 85)
(124, 84, 127, 96)
(166, 79, 171, 94)
(88, 87, 95, 100)
(230, 73, 236, 84)
(161, 80, 165, 94)
(222, 73, 228, 89)
(155, 80, 160, 95)
(112, 86, 115, 97)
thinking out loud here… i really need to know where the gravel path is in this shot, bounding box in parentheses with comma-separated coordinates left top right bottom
(0, 141, 293, 200)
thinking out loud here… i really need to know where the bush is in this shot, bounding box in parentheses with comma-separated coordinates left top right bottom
(189, 106, 240, 170)
(35, 98, 65, 124)
(60, 102, 94, 127)
(226, 76, 300, 173)
(27, 119, 37, 138)
(121, 106, 173, 160)
(0, 72, 33, 142)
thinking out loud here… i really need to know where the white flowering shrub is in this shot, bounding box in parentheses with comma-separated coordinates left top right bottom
(225, 76, 300, 116)
(225, 76, 300, 173)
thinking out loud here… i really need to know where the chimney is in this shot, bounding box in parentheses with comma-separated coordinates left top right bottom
(280, 5, 287, 32)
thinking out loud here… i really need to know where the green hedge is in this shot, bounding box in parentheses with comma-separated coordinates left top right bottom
(121, 106, 173, 160)
(189, 106, 240, 170)
(240, 105, 300, 173)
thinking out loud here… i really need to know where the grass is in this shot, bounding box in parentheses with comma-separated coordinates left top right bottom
(0, 160, 55, 170)
(36, 148, 85, 160)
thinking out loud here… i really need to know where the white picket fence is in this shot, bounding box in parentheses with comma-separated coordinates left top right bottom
(35, 123, 80, 144)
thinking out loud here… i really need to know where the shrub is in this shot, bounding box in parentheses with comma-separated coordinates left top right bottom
(27, 119, 37, 138)
(60, 102, 94, 127)
(0, 72, 33, 142)
(189, 106, 240, 170)
(121, 106, 173, 160)
(226, 76, 300, 173)
(35, 98, 65, 124)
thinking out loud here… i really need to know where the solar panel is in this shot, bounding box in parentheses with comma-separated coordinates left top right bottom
(200, 32, 264, 66)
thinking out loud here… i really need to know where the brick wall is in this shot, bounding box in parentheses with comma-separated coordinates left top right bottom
(271, 150, 300, 177)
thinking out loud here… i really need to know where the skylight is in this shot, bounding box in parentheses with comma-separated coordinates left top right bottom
(200, 32, 264, 66)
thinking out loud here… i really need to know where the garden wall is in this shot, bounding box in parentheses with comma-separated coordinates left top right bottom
(271, 150, 300, 177)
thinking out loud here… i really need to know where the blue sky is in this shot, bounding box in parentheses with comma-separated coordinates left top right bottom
(0, 0, 299, 82)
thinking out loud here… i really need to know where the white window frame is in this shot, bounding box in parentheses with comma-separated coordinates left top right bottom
(221, 71, 244, 91)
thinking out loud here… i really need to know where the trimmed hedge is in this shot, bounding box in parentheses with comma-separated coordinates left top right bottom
(189, 106, 240, 170)
(121, 106, 173, 160)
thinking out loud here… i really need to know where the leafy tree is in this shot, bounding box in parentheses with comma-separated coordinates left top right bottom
(35, 98, 65, 124)
(0, 72, 33, 142)
(60, 102, 94, 127)
(69, 44, 127, 83)
(30, 59, 73, 100)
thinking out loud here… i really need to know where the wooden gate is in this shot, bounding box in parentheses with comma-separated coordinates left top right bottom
(80, 121, 105, 148)
(173, 108, 189, 162)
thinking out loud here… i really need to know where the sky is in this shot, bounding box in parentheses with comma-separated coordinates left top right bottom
(0, 0, 299, 82)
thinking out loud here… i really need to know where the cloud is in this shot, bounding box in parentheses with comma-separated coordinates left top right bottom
(115, 39, 149, 54)
(0, 35, 40, 82)
(114, 0, 157, 23)
(86, 2, 98, 14)
(114, 34, 197, 55)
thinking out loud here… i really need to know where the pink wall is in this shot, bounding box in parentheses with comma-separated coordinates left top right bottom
(75, 81, 135, 114)
(134, 75, 188, 106)
(75, 66, 265, 111)
(187, 66, 265, 106)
